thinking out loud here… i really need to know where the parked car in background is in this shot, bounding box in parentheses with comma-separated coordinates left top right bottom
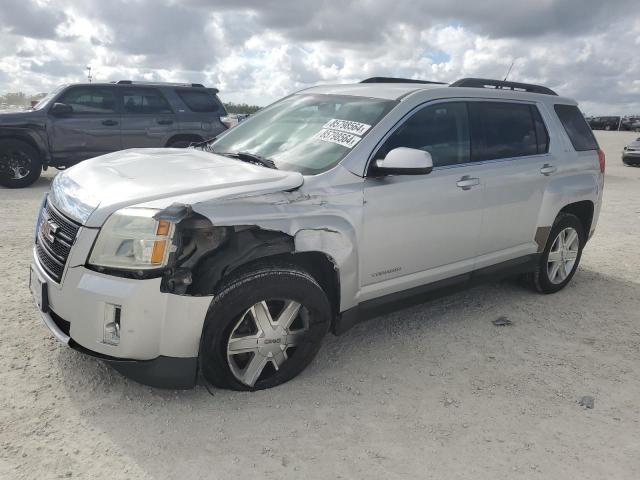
(621, 116, 640, 132)
(0, 81, 228, 188)
(30, 77, 604, 390)
(622, 137, 640, 166)
(587, 116, 621, 131)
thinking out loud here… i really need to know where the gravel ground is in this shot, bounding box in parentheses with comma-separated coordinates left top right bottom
(1, 131, 639, 479)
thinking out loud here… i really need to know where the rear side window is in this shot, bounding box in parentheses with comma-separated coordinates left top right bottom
(554, 104, 598, 151)
(531, 106, 549, 154)
(122, 88, 172, 114)
(469, 102, 538, 161)
(176, 90, 223, 113)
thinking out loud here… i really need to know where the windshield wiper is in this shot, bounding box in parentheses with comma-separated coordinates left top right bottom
(219, 151, 277, 169)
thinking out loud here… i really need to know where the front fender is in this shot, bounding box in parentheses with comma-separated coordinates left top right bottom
(189, 189, 363, 311)
(0, 125, 50, 165)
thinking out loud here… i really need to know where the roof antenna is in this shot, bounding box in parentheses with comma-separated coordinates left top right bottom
(503, 60, 515, 81)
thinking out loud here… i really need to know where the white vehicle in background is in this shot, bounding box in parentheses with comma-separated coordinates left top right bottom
(30, 77, 604, 391)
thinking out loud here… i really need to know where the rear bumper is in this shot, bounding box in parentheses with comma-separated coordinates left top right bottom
(39, 307, 198, 389)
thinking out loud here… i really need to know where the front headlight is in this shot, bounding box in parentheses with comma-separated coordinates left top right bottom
(88, 208, 175, 270)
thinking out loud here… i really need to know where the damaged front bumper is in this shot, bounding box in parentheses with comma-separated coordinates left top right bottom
(30, 246, 211, 389)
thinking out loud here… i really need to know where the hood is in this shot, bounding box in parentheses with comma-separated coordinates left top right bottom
(0, 109, 38, 123)
(51, 148, 304, 226)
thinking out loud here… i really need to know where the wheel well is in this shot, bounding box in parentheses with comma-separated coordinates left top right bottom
(0, 134, 44, 159)
(559, 201, 594, 236)
(222, 252, 341, 319)
(165, 134, 205, 147)
(284, 252, 340, 318)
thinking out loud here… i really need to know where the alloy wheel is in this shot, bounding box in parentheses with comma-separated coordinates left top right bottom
(0, 149, 32, 180)
(546, 227, 580, 284)
(226, 299, 310, 387)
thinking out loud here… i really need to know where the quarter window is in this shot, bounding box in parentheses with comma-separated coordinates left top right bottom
(122, 88, 172, 114)
(176, 90, 223, 113)
(377, 102, 470, 167)
(554, 104, 598, 151)
(469, 102, 538, 161)
(57, 87, 117, 114)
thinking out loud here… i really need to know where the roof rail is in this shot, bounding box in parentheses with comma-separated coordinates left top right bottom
(450, 78, 557, 96)
(113, 80, 207, 88)
(360, 77, 446, 85)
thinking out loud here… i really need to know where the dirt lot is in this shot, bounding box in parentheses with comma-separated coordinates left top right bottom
(1, 131, 639, 479)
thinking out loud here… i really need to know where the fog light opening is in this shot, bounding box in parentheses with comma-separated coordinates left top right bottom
(103, 303, 121, 346)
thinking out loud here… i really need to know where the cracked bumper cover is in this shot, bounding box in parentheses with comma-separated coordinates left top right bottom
(31, 244, 211, 389)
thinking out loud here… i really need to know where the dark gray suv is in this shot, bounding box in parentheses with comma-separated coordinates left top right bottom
(0, 81, 228, 188)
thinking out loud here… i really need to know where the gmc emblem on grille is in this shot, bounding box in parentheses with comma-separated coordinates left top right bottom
(44, 220, 60, 243)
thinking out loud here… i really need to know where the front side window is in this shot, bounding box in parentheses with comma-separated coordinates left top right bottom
(469, 102, 538, 161)
(33, 85, 66, 110)
(210, 94, 397, 175)
(57, 87, 117, 114)
(122, 88, 172, 114)
(376, 102, 470, 167)
(554, 104, 598, 151)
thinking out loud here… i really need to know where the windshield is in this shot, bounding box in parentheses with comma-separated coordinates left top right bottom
(32, 85, 66, 110)
(209, 94, 397, 174)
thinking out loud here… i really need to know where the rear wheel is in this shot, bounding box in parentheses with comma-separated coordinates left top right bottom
(528, 213, 585, 294)
(0, 139, 42, 188)
(199, 263, 332, 391)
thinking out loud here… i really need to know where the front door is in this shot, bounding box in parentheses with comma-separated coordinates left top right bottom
(48, 86, 121, 165)
(360, 101, 485, 301)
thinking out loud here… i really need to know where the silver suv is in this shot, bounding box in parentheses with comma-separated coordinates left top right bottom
(29, 77, 605, 390)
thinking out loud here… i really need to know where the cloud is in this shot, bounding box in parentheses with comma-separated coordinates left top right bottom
(0, 0, 638, 114)
(0, 0, 69, 39)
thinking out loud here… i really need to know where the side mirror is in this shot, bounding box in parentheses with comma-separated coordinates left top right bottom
(50, 102, 73, 116)
(373, 147, 433, 176)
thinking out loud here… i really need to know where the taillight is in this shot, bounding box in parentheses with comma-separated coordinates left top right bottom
(597, 148, 605, 173)
(220, 115, 237, 129)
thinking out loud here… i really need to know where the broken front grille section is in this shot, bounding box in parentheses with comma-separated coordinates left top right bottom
(35, 200, 81, 283)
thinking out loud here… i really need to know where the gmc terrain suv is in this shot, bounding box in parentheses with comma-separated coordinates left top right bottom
(0, 81, 227, 188)
(30, 77, 604, 390)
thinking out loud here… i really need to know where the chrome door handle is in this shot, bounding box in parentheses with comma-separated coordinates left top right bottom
(456, 176, 480, 190)
(540, 164, 557, 176)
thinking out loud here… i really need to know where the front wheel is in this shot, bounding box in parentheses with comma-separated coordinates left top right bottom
(199, 263, 332, 391)
(528, 213, 586, 294)
(0, 139, 42, 188)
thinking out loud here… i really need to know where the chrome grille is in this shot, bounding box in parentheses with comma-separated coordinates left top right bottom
(35, 200, 81, 283)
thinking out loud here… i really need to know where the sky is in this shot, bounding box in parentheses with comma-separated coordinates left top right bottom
(0, 0, 639, 114)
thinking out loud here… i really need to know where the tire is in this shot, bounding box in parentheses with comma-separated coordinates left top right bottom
(0, 139, 42, 188)
(199, 263, 332, 391)
(528, 213, 586, 294)
(605, 125, 612, 131)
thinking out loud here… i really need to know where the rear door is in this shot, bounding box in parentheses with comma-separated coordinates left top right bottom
(119, 87, 176, 148)
(468, 100, 553, 268)
(48, 86, 121, 164)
